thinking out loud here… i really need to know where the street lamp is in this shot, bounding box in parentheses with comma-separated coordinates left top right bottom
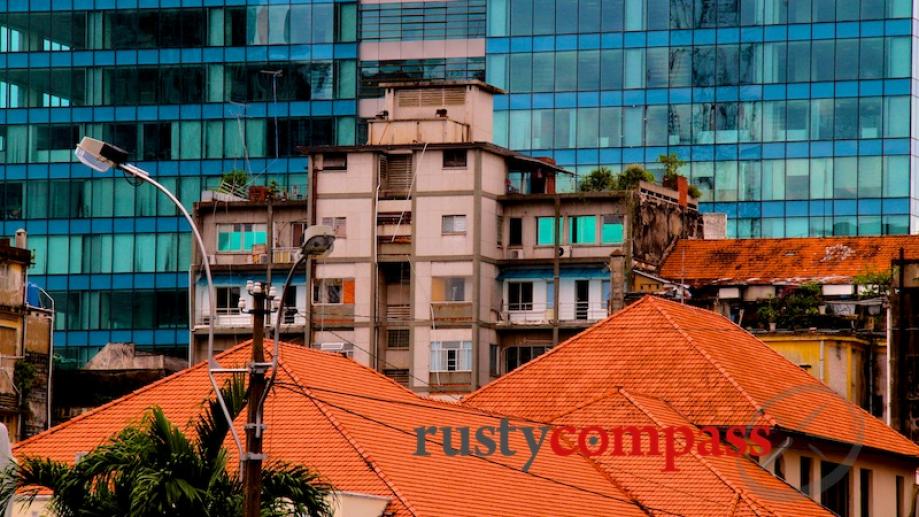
(242, 225, 334, 517)
(73, 137, 242, 458)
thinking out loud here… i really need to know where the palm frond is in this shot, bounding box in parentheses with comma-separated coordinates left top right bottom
(196, 374, 248, 464)
(261, 461, 334, 517)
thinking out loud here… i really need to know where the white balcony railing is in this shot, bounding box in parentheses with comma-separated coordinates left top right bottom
(499, 301, 609, 325)
(197, 310, 306, 327)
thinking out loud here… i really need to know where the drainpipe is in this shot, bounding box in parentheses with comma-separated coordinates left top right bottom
(552, 196, 560, 346)
(887, 303, 893, 426)
(819, 339, 825, 383)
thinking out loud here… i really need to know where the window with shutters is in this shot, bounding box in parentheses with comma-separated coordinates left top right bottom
(380, 154, 413, 195)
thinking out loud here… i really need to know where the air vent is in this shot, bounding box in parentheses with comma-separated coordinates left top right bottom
(396, 87, 466, 107)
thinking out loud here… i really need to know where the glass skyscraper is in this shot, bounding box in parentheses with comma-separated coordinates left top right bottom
(0, 2, 358, 365)
(485, 0, 915, 238)
(1, 0, 916, 364)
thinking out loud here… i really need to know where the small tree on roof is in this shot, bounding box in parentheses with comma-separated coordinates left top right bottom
(616, 164, 654, 190)
(578, 166, 618, 192)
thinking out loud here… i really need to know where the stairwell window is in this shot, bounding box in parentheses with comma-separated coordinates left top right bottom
(217, 223, 267, 252)
(442, 214, 467, 235)
(431, 340, 472, 372)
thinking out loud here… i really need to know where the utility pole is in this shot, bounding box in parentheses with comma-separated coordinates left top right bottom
(243, 282, 272, 517)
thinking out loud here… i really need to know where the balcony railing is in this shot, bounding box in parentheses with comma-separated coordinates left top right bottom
(499, 301, 609, 325)
(431, 301, 473, 323)
(197, 310, 306, 327)
(385, 304, 412, 323)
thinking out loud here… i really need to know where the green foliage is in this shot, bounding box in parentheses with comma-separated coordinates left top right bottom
(757, 283, 824, 329)
(578, 166, 618, 192)
(220, 169, 250, 189)
(756, 298, 780, 324)
(658, 153, 685, 182)
(13, 360, 37, 407)
(853, 268, 893, 298)
(617, 164, 654, 190)
(687, 184, 702, 199)
(0, 376, 332, 517)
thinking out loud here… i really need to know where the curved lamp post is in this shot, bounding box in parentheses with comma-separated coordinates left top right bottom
(74, 137, 243, 458)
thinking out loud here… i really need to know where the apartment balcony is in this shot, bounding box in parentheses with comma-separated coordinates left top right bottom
(312, 304, 356, 327)
(206, 247, 302, 267)
(194, 310, 306, 332)
(430, 302, 473, 324)
(497, 302, 609, 327)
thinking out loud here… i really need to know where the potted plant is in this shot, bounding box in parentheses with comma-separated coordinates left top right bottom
(757, 301, 779, 332)
(658, 152, 702, 199)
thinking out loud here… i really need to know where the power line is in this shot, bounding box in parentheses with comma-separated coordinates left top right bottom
(270, 380, 772, 510)
(272, 382, 689, 517)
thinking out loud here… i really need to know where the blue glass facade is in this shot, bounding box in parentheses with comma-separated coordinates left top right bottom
(0, 1, 358, 365)
(3, 0, 918, 363)
(485, 0, 915, 238)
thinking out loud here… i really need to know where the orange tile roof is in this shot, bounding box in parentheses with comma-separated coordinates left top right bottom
(15, 343, 648, 517)
(467, 296, 919, 461)
(659, 235, 919, 286)
(550, 388, 834, 516)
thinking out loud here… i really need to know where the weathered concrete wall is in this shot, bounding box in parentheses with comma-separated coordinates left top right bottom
(630, 193, 703, 271)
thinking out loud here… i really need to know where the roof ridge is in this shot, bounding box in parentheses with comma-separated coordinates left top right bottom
(466, 296, 657, 402)
(546, 388, 625, 422)
(619, 388, 778, 517)
(276, 355, 418, 516)
(13, 342, 252, 454)
(681, 307, 919, 458)
(648, 299, 778, 429)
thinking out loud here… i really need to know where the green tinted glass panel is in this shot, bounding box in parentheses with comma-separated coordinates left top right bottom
(601, 219, 624, 244)
(536, 217, 556, 245)
(570, 215, 596, 244)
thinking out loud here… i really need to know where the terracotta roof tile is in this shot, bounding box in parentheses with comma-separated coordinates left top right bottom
(659, 236, 919, 285)
(15, 343, 646, 517)
(467, 296, 919, 460)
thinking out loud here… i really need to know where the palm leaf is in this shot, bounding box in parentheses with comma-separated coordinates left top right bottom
(260, 461, 333, 517)
(196, 374, 248, 464)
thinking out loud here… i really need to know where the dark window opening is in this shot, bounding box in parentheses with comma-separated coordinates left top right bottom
(443, 149, 467, 168)
(821, 461, 851, 517)
(509, 218, 523, 246)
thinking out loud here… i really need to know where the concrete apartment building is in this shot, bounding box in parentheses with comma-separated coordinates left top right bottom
(0, 231, 53, 440)
(191, 80, 701, 394)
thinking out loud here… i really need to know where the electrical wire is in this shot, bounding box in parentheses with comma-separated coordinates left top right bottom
(269, 379, 784, 509)
(272, 382, 690, 517)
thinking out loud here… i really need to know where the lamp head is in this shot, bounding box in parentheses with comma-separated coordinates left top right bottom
(74, 137, 129, 173)
(301, 225, 336, 257)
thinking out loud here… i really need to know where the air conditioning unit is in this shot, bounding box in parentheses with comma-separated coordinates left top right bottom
(319, 342, 345, 352)
(207, 254, 217, 265)
(318, 342, 353, 358)
(557, 245, 572, 257)
(509, 249, 522, 259)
